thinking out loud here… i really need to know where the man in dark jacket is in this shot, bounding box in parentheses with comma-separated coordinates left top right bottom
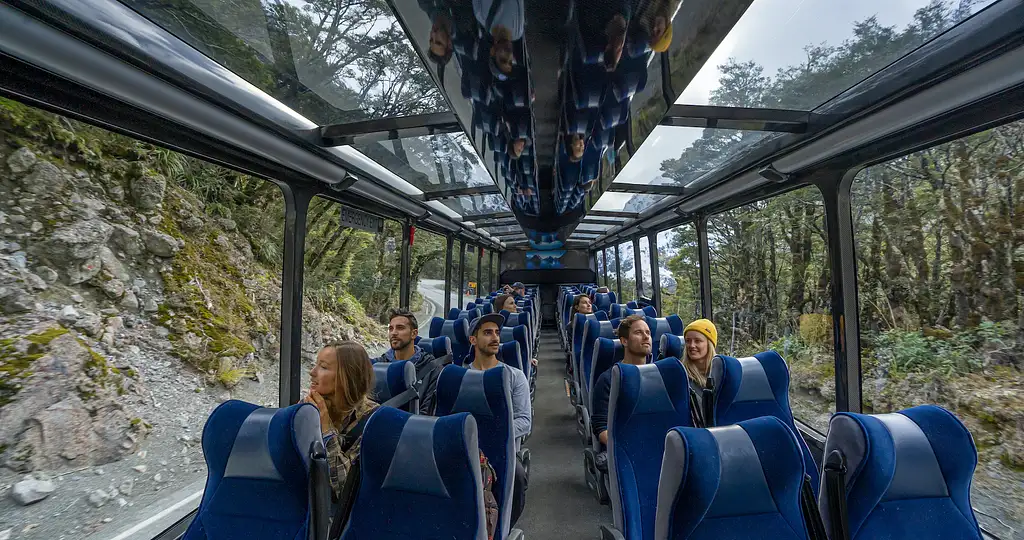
(373, 309, 447, 415)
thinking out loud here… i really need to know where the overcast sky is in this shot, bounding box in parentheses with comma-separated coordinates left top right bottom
(595, 0, 992, 211)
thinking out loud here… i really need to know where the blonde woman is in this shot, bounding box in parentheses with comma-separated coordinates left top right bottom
(681, 319, 718, 391)
(303, 341, 378, 499)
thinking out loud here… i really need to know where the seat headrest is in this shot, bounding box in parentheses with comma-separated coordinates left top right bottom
(821, 405, 980, 538)
(417, 336, 453, 358)
(656, 416, 809, 539)
(714, 352, 791, 422)
(431, 317, 470, 344)
(373, 360, 416, 402)
(659, 333, 684, 360)
(498, 341, 524, 371)
(344, 407, 486, 539)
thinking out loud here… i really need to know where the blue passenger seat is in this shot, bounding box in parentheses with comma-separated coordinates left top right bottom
(656, 416, 812, 540)
(710, 352, 820, 494)
(645, 315, 685, 360)
(583, 337, 623, 504)
(818, 405, 982, 540)
(416, 335, 453, 360)
(435, 366, 526, 540)
(575, 319, 617, 445)
(658, 334, 684, 361)
(429, 317, 470, 366)
(183, 401, 329, 540)
(372, 360, 418, 413)
(339, 407, 489, 540)
(602, 359, 693, 540)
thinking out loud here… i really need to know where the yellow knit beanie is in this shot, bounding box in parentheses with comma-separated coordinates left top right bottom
(683, 318, 717, 348)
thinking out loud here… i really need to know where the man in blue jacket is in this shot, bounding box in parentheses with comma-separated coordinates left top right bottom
(373, 308, 446, 415)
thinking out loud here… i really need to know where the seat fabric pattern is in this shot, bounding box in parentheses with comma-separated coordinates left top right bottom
(818, 405, 982, 540)
(183, 400, 322, 540)
(435, 365, 517, 540)
(579, 319, 617, 406)
(607, 359, 693, 540)
(340, 407, 486, 540)
(713, 351, 820, 493)
(655, 416, 810, 540)
(588, 337, 624, 411)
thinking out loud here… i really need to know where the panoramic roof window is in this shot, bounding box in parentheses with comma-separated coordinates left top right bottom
(119, 0, 448, 124)
(354, 133, 496, 195)
(438, 193, 511, 216)
(675, 0, 996, 111)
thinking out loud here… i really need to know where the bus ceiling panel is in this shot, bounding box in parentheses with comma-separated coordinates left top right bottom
(660, 104, 823, 133)
(421, 184, 502, 201)
(386, 0, 751, 229)
(319, 112, 462, 146)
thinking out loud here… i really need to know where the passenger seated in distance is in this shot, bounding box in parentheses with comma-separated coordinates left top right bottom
(494, 294, 538, 367)
(494, 293, 518, 314)
(512, 281, 526, 297)
(681, 318, 719, 401)
(569, 294, 593, 331)
(467, 312, 531, 528)
(595, 286, 609, 294)
(302, 341, 379, 499)
(592, 315, 652, 446)
(373, 308, 444, 415)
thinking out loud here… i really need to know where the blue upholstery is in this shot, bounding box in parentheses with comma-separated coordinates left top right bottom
(659, 334, 684, 361)
(340, 407, 487, 540)
(435, 365, 516, 540)
(579, 319, 617, 406)
(429, 317, 470, 366)
(656, 416, 811, 540)
(500, 325, 531, 378)
(183, 400, 322, 540)
(373, 360, 417, 412)
(416, 335, 453, 359)
(498, 341, 525, 372)
(818, 405, 982, 540)
(573, 312, 610, 371)
(589, 337, 624, 411)
(713, 352, 820, 494)
(593, 292, 614, 314)
(608, 359, 693, 540)
(645, 316, 685, 361)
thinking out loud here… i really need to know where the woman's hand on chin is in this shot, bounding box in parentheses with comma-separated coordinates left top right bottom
(303, 390, 333, 433)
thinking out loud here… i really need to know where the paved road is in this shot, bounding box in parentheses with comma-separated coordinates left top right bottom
(417, 279, 477, 330)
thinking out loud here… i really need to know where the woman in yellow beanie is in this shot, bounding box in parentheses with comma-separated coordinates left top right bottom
(681, 318, 718, 388)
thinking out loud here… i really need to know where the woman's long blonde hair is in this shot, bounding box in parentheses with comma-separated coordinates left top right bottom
(682, 341, 716, 388)
(320, 341, 375, 426)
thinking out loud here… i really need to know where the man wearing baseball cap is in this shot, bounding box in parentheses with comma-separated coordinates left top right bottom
(468, 313, 532, 444)
(467, 312, 531, 528)
(511, 282, 526, 298)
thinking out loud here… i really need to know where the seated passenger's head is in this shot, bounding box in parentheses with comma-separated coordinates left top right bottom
(566, 134, 585, 162)
(512, 282, 526, 295)
(469, 314, 504, 358)
(648, 16, 672, 53)
(428, 15, 453, 65)
(387, 308, 418, 352)
(682, 319, 718, 385)
(573, 294, 593, 315)
(509, 137, 527, 158)
(490, 27, 515, 75)
(495, 293, 517, 313)
(617, 314, 651, 360)
(603, 14, 627, 71)
(311, 342, 375, 418)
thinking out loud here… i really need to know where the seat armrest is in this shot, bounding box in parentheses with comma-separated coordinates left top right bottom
(308, 440, 332, 540)
(507, 528, 526, 540)
(599, 524, 625, 540)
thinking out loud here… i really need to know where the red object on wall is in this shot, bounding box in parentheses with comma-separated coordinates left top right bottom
(409, 225, 416, 245)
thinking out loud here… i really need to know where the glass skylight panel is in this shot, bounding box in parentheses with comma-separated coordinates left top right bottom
(591, 192, 667, 213)
(119, 0, 448, 125)
(354, 133, 495, 194)
(675, 0, 995, 111)
(438, 194, 511, 216)
(614, 126, 771, 188)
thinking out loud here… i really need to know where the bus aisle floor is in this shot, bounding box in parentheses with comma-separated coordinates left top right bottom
(517, 331, 610, 539)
